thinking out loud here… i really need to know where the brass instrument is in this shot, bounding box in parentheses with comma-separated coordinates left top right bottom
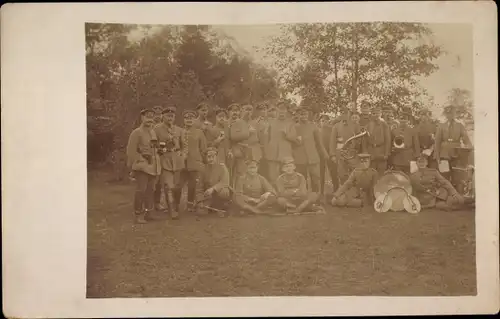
(339, 128, 369, 160)
(393, 135, 405, 149)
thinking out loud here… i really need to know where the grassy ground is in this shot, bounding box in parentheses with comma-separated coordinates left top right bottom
(87, 170, 476, 298)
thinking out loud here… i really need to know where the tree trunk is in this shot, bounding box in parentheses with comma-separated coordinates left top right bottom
(351, 28, 360, 111)
(332, 26, 342, 112)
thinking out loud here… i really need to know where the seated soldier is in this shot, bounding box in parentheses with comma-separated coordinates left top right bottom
(410, 154, 465, 211)
(275, 157, 320, 214)
(233, 160, 277, 215)
(331, 153, 379, 208)
(198, 147, 231, 217)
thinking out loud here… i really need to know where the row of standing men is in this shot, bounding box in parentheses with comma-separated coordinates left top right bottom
(126, 100, 473, 223)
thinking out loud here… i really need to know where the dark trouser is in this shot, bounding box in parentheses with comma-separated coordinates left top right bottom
(320, 158, 339, 195)
(393, 164, 410, 176)
(268, 161, 281, 186)
(134, 171, 157, 212)
(370, 159, 387, 176)
(154, 170, 181, 211)
(296, 163, 321, 193)
(180, 169, 204, 210)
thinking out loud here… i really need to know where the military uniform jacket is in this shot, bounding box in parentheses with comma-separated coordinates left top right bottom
(228, 118, 251, 158)
(334, 167, 378, 197)
(435, 120, 472, 160)
(193, 117, 213, 134)
(416, 121, 437, 151)
(183, 127, 207, 172)
(202, 163, 230, 192)
(293, 122, 328, 165)
(363, 118, 391, 160)
(154, 123, 185, 171)
(276, 172, 308, 199)
(206, 124, 229, 164)
(234, 173, 275, 199)
(265, 119, 299, 162)
(329, 121, 360, 157)
(410, 168, 458, 205)
(391, 125, 420, 166)
(244, 118, 265, 162)
(126, 125, 161, 176)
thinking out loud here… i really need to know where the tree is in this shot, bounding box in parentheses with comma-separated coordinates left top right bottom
(264, 22, 443, 118)
(445, 88, 474, 122)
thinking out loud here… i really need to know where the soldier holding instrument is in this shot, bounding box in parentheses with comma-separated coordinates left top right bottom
(153, 106, 184, 219)
(126, 109, 162, 224)
(227, 103, 251, 186)
(363, 106, 391, 175)
(410, 154, 465, 211)
(206, 108, 230, 165)
(390, 111, 420, 174)
(329, 108, 363, 184)
(434, 105, 472, 184)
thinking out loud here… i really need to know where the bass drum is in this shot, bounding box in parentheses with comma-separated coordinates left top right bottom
(373, 170, 413, 212)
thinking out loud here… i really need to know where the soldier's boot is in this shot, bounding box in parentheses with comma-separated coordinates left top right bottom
(171, 188, 181, 219)
(154, 185, 164, 212)
(165, 188, 178, 219)
(134, 210, 147, 224)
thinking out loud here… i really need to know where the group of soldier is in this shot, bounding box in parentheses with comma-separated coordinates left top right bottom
(126, 99, 474, 224)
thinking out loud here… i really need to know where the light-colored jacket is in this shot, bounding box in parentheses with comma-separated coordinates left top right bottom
(126, 125, 161, 176)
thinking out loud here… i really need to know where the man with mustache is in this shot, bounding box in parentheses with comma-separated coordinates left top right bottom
(391, 110, 420, 174)
(126, 109, 162, 224)
(265, 101, 300, 185)
(293, 105, 328, 193)
(153, 106, 184, 219)
(179, 109, 207, 215)
(227, 103, 251, 186)
(434, 105, 472, 184)
(363, 105, 391, 175)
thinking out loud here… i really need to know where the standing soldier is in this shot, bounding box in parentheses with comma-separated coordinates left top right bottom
(126, 109, 162, 224)
(434, 105, 472, 183)
(293, 106, 329, 193)
(243, 104, 265, 165)
(330, 108, 363, 184)
(416, 109, 437, 169)
(254, 102, 269, 178)
(227, 103, 251, 186)
(364, 106, 391, 175)
(153, 106, 185, 219)
(265, 101, 300, 184)
(359, 101, 372, 129)
(193, 102, 213, 133)
(179, 109, 207, 215)
(391, 111, 420, 174)
(318, 113, 340, 200)
(206, 108, 229, 166)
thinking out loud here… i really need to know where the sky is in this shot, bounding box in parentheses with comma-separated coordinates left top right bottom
(212, 23, 474, 119)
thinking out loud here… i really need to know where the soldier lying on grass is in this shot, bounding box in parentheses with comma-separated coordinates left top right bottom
(233, 160, 276, 215)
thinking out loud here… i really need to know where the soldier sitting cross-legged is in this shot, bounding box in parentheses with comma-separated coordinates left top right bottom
(275, 157, 320, 214)
(233, 160, 277, 215)
(197, 147, 231, 217)
(331, 153, 379, 209)
(410, 154, 465, 211)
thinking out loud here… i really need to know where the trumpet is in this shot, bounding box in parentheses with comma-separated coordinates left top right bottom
(393, 135, 405, 149)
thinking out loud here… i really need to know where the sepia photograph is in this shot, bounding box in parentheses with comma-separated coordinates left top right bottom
(86, 22, 477, 298)
(2, 2, 497, 318)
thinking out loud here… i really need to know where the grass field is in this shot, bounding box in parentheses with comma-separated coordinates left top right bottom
(86, 170, 477, 298)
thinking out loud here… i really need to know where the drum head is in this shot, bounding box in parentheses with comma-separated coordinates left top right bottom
(374, 170, 413, 198)
(403, 195, 421, 214)
(374, 193, 392, 213)
(387, 188, 408, 211)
